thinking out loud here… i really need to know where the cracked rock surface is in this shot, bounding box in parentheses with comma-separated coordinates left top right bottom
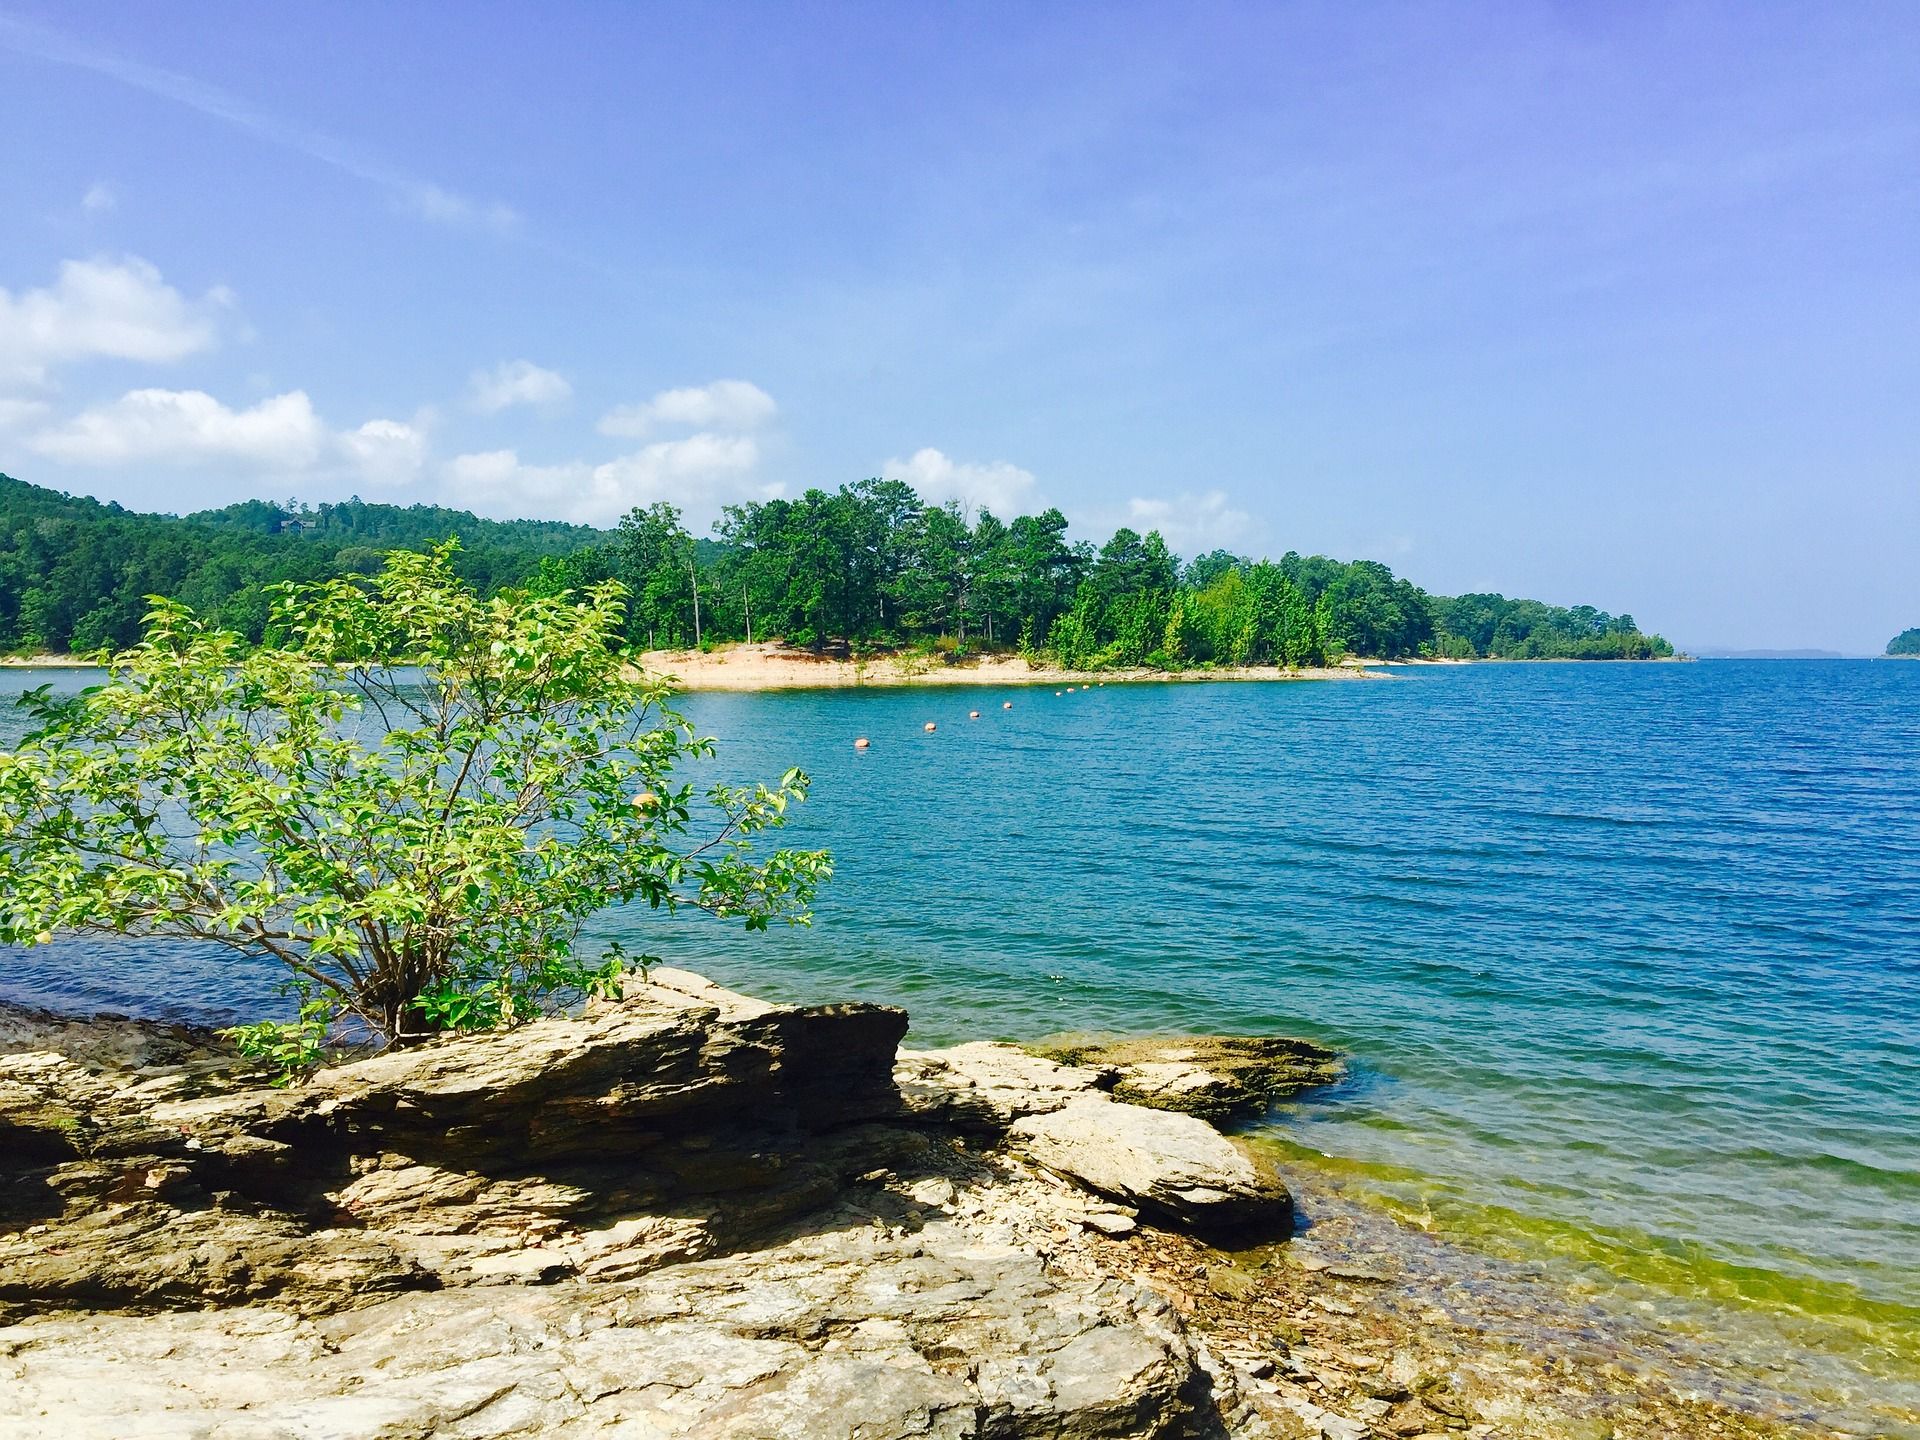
(0, 971, 1296, 1439)
(1, 1219, 1218, 1440)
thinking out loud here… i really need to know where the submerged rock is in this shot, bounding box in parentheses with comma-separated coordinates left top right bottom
(0, 1000, 238, 1074)
(1030, 1034, 1344, 1123)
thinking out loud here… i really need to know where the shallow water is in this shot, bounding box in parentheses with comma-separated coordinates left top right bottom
(5, 660, 1917, 1427)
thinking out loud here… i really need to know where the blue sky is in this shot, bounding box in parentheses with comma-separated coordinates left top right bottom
(2, 3, 1915, 651)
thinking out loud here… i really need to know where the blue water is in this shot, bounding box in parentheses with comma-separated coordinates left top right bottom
(5, 660, 1918, 1416)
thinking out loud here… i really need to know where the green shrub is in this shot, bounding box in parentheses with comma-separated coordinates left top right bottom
(0, 544, 829, 1081)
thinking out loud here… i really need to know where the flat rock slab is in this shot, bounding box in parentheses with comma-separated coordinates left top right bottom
(0, 1002, 236, 1073)
(895, 1042, 1109, 1130)
(1, 973, 911, 1320)
(0, 1222, 1213, 1440)
(0, 973, 1287, 1436)
(1010, 1096, 1293, 1241)
(1032, 1035, 1343, 1123)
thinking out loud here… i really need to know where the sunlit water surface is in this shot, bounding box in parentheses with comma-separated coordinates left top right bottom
(5, 661, 1917, 1429)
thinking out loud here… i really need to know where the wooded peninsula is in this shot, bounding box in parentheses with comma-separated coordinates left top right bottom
(0, 472, 1673, 666)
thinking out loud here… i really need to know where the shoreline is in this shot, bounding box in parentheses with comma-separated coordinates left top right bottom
(640, 643, 1379, 691)
(0, 647, 1697, 685)
(2, 988, 1897, 1438)
(1, 647, 1379, 692)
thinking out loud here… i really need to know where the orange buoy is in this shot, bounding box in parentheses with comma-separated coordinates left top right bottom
(633, 790, 659, 810)
(924, 721, 937, 732)
(969, 710, 981, 719)
(854, 737, 870, 750)
(1065, 686, 1075, 693)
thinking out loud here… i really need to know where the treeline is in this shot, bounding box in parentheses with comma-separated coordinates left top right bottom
(0, 476, 598, 654)
(1889, 628, 1920, 657)
(533, 480, 1671, 664)
(0, 472, 1672, 663)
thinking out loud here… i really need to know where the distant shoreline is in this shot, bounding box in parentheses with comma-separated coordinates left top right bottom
(631, 644, 1379, 691)
(0, 647, 1704, 685)
(0, 646, 1375, 687)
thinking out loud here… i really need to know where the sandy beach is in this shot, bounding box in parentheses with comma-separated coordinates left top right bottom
(0, 644, 1378, 690)
(633, 642, 1379, 691)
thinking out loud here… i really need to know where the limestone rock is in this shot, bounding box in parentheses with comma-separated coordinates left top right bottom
(895, 1041, 1108, 1130)
(0, 973, 911, 1321)
(0, 1203, 429, 1317)
(1010, 1096, 1293, 1240)
(157, 970, 908, 1180)
(1033, 1035, 1343, 1123)
(0, 1210, 1221, 1439)
(0, 970, 1304, 1435)
(0, 1000, 238, 1074)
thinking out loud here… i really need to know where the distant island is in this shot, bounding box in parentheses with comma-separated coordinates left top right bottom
(0, 472, 1673, 670)
(1888, 628, 1920, 657)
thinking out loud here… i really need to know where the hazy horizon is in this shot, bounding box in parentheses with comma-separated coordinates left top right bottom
(3, 4, 1916, 652)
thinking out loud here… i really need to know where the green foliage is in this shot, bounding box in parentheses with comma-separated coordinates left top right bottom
(221, 987, 333, 1086)
(1887, 628, 1920, 657)
(1434, 592, 1675, 659)
(0, 544, 828, 1054)
(0, 475, 603, 654)
(0, 471, 1673, 669)
(1045, 597, 1102, 669)
(408, 943, 641, 1036)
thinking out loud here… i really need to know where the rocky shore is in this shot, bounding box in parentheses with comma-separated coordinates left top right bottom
(0, 974, 1860, 1439)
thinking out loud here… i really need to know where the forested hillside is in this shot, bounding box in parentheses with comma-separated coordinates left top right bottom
(0, 473, 1672, 663)
(189, 494, 604, 553)
(1888, 628, 1920, 657)
(0, 476, 599, 654)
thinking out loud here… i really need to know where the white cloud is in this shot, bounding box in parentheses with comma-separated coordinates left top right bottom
(29, 388, 326, 469)
(0, 397, 51, 432)
(442, 449, 587, 508)
(443, 433, 770, 526)
(27, 384, 432, 486)
(81, 182, 116, 213)
(468, 359, 571, 414)
(0, 256, 231, 385)
(1123, 490, 1261, 555)
(883, 447, 1040, 517)
(404, 184, 519, 233)
(599, 379, 776, 438)
(336, 417, 427, 487)
(591, 434, 763, 511)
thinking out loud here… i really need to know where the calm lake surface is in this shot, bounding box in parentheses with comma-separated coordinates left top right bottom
(5, 660, 1918, 1419)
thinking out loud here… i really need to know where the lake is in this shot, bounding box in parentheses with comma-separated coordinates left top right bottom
(5, 659, 1917, 1424)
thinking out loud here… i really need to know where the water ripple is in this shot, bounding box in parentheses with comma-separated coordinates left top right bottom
(4, 659, 1917, 1410)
